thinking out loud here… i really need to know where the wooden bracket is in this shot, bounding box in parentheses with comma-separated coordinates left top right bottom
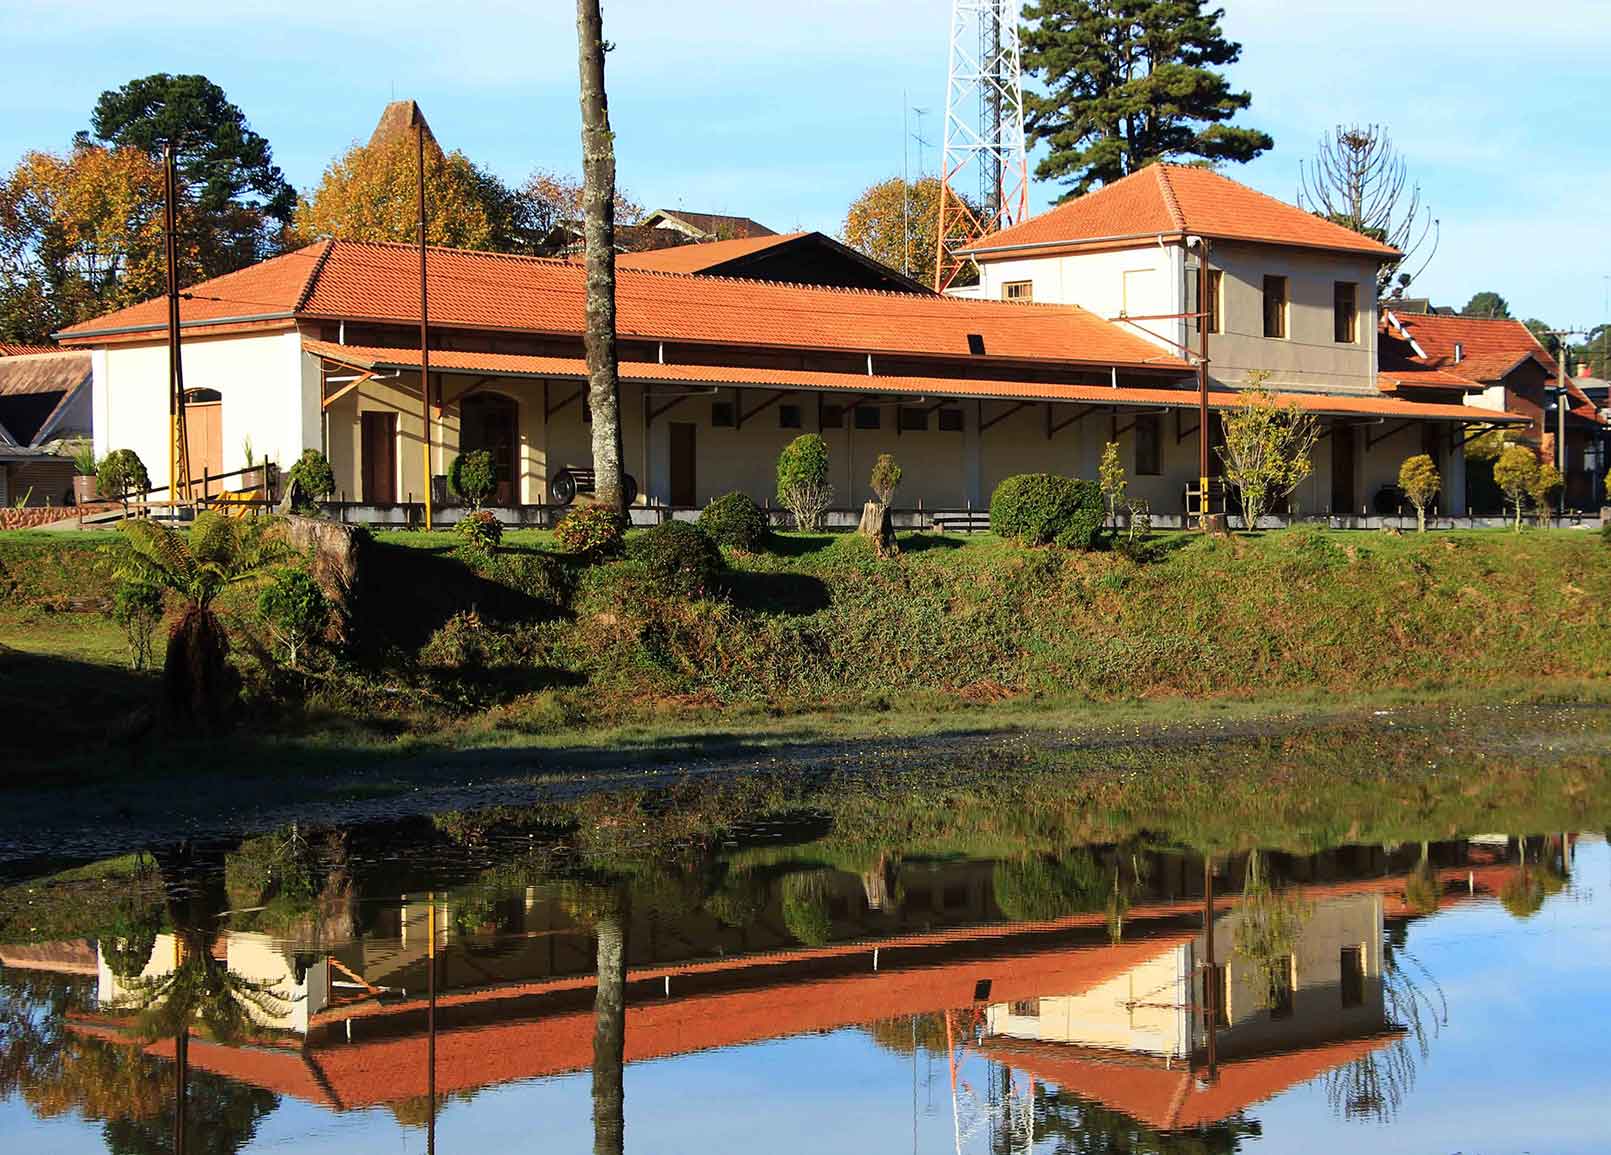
(441, 375, 496, 411)
(545, 383, 584, 423)
(979, 400, 1033, 432)
(738, 389, 794, 429)
(1048, 403, 1098, 438)
(1454, 423, 1500, 450)
(1175, 408, 1199, 444)
(1366, 418, 1417, 451)
(648, 392, 693, 423)
(321, 371, 374, 410)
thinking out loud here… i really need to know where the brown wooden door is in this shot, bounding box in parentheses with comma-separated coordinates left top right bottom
(669, 422, 696, 507)
(184, 402, 222, 495)
(461, 393, 519, 505)
(1331, 424, 1356, 514)
(362, 411, 397, 504)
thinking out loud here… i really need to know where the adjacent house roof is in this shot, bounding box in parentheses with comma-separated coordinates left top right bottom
(0, 342, 58, 357)
(639, 209, 775, 240)
(0, 349, 92, 445)
(962, 164, 1401, 259)
(1380, 311, 1558, 384)
(60, 240, 1187, 371)
(612, 230, 932, 293)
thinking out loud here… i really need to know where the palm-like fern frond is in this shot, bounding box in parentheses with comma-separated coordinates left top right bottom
(115, 515, 291, 610)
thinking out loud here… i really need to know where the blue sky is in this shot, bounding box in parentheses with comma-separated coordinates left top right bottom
(3, 1, 1608, 325)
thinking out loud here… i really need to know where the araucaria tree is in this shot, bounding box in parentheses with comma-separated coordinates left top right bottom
(1398, 454, 1440, 532)
(1020, 0, 1272, 198)
(87, 74, 296, 277)
(1218, 377, 1319, 530)
(1492, 444, 1539, 532)
(575, 0, 627, 513)
(1298, 124, 1436, 295)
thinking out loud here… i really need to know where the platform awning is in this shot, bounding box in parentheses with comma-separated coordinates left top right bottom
(303, 340, 1531, 424)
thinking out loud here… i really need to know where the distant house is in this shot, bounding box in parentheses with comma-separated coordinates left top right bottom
(0, 347, 90, 507)
(538, 208, 777, 259)
(1379, 311, 1607, 508)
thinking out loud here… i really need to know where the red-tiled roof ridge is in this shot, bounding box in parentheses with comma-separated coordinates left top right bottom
(966, 162, 1399, 258)
(1153, 165, 1188, 231)
(292, 238, 336, 312)
(318, 236, 1071, 307)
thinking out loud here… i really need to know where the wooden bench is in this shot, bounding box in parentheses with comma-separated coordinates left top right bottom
(929, 509, 993, 534)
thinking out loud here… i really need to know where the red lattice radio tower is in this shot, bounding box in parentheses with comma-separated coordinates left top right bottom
(935, 0, 1029, 292)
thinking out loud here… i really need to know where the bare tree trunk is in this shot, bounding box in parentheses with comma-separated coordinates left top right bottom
(857, 500, 898, 558)
(592, 891, 627, 1155)
(576, 0, 626, 513)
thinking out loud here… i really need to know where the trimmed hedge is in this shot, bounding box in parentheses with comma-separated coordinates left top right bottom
(630, 520, 723, 597)
(698, 491, 770, 552)
(989, 473, 1106, 549)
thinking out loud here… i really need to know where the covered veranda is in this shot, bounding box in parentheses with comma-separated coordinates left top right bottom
(305, 340, 1531, 527)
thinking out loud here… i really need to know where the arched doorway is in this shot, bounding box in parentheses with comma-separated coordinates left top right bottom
(460, 392, 519, 505)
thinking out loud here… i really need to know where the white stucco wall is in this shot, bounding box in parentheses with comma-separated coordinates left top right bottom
(93, 329, 311, 489)
(976, 244, 1184, 355)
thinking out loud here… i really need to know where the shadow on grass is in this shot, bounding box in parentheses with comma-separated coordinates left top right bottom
(897, 533, 967, 554)
(0, 645, 157, 783)
(354, 541, 568, 653)
(721, 570, 832, 615)
(764, 533, 838, 559)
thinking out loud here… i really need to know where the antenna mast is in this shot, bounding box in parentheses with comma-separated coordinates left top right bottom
(935, 0, 1028, 292)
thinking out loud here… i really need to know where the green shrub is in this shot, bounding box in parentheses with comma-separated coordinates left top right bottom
(993, 851, 1105, 921)
(71, 440, 98, 478)
(96, 449, 150, 502)
(776, 434, 834, 530)
(989, 473, 1105, 549)
(287, 449, 336, 511)
(454, 509, 503, 553)
(258, 567, 329, 667)
(448, 450, 497, 509)
(698, 491, 770, 551)
(631, 520, 723, 598)
(555, 506, 626, 557)
(869, 453, 902, 504)
(112, 581, 165, 670)
(781, 871, 834, 946)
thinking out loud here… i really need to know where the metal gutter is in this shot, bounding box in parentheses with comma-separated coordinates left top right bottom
(52, 311, 297, 342)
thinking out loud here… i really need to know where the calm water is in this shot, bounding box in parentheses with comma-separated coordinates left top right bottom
(2, 770, 1608, 1153)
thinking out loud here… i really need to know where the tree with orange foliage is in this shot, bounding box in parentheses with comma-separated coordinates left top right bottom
(0, 144, 186, 343)
(842, 175, 978, 286)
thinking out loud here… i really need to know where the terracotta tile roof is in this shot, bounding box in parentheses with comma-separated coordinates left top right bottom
(612, 231, 808, 273)
(54, 241, 330, 339)
(965, 164, 1401, 258)
(1380, 311, 1557, 384)
(304, 339, 1525, 424)
(58, 238, 1181, 369)
(0, 342, 59, 357)
(983, 1031, 1406, 1131)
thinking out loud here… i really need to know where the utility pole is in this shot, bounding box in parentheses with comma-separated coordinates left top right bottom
(1543, 326, 1583, 515)
(164, 141, 191, 507)
(417, 120, 433, 532)
(1197, 238, 1212, 527)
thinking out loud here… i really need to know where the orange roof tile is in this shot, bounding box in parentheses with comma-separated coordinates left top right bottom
(303, 339, 1526, 424)
(1380, 311, 1557, 384)
(62, 240, 1176, 370)
(965, 165, 1400, 259)
(0, 342, 59, 357)
(54, 241, 330, 339)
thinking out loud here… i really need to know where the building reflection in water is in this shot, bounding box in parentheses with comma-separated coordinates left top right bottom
(0, 832, 1579, 1152)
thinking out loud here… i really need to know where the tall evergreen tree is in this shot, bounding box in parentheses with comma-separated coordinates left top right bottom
(1020, 1, 1272, 198)
(86, 74, 296, 277)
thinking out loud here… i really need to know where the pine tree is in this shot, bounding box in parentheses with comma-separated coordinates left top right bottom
(1021, 1, 1272, 198)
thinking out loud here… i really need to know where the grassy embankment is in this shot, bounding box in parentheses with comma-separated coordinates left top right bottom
(1, 524, 1609, 786)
